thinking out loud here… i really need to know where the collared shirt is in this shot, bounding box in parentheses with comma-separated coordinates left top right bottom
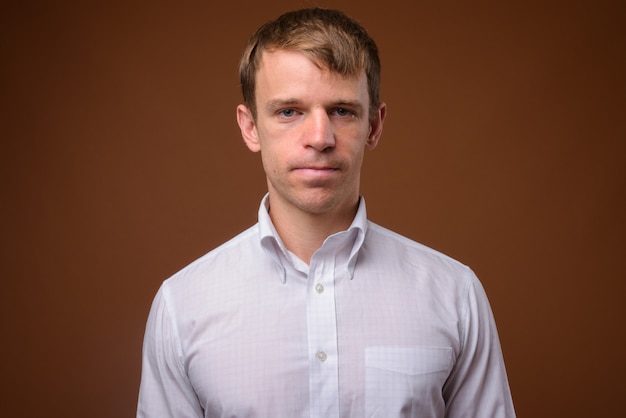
(137, 195, 515, 417)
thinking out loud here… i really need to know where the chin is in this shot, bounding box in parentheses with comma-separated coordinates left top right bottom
(293, 191, 352, 216)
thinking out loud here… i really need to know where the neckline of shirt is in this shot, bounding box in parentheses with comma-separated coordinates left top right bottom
(257, 193, 368, 283)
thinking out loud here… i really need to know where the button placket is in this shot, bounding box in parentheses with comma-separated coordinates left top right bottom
(306, 259, 340, 415)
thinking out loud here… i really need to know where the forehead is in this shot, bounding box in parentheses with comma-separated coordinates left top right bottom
(255, 49, 368, 102)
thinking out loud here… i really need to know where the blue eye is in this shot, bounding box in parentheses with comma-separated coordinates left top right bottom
(333, 108, 354, 117)
(280, 109, 296, 118)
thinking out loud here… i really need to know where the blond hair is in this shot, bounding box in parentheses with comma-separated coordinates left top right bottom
(239, 8, 381, 119)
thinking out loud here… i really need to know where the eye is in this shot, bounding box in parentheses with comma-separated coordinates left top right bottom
(278, 108, 297, 118)
(332, 108, 354, 117)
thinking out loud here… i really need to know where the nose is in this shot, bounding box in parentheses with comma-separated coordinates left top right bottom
(304, 111, 335, 152)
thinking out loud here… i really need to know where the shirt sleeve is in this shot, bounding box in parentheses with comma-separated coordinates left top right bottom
(442, 270, 516, 417)
(137, 285, 204, 418)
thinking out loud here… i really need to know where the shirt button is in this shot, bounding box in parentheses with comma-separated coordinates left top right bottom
(315, 283, 324, 293)
(316, 351, 327, 362)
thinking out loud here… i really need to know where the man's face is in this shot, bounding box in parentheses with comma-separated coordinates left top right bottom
(237, 49, 385, 218)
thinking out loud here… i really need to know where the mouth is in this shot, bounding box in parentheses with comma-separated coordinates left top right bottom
(292, 165, 340, 180)
(297, 165, 338, 171)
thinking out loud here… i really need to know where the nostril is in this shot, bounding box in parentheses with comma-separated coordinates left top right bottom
(305, 116, 335, 151)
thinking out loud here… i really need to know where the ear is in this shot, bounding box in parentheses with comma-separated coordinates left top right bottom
(237, 104, 261, 152)
(365, 102, 387, 150)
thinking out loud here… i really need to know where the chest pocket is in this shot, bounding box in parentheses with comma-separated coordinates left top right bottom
(365, 346, 454, 418)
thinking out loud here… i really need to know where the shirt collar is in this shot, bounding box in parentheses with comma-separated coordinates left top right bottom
(258, 193, 368, 283)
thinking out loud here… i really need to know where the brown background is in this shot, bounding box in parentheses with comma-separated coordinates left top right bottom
(1, 0, 624, 416)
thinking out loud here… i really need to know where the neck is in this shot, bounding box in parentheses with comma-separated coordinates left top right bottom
(268, 197, 358, 264)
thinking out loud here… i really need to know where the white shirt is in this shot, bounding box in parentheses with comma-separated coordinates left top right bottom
(137, 195, 515, 417)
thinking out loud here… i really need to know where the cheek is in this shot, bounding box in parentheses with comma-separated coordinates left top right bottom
(259, 146, 284, 176)
(342, 137, 368, 161)
(341, 124, 371, 149)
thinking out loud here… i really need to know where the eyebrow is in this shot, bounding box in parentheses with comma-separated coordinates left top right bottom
(265, 99, 301, 113)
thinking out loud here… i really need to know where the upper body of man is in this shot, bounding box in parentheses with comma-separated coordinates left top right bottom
(137, 8, 516, 417)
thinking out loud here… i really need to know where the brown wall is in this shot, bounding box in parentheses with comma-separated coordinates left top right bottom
(1, 1, 624, 416)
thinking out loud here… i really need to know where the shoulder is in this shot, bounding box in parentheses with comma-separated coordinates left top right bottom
(361, 221, 479, 300)
(361, 222, 489, 324)
(365, 221, 471, 272)
(160, 224, 260, 295)
(151, 224, 264, 327)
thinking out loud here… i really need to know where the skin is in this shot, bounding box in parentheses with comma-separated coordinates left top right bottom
(237, 49, 386, 263)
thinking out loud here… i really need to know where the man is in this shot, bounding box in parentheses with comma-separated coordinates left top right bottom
(137, 8, 515, 417)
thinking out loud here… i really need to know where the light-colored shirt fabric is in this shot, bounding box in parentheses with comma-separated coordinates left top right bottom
(137, 195, 515, 417)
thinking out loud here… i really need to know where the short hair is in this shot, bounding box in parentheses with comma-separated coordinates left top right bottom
(239, 8, 381, 119)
